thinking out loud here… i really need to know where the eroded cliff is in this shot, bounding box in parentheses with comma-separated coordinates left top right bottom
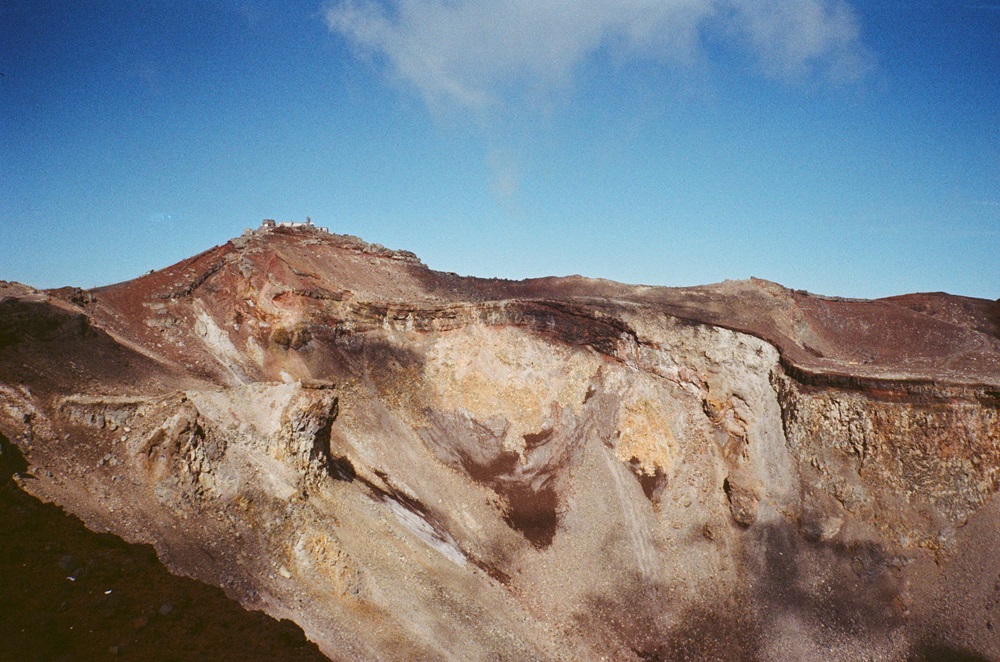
(1, 224, 998, 660)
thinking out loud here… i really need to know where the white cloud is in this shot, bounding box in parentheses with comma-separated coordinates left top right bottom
(325, 0, 872, 109)
(727, 0, 870, 82)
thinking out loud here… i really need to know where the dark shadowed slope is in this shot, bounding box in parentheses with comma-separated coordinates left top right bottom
(0, 433, 329, 661)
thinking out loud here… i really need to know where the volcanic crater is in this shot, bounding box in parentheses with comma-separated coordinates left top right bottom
(1, 222, 999, 660)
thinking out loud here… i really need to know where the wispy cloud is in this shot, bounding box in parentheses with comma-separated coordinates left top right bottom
(325, 0, 872, 110)
(486, 147, 522, 208)
(725, 1, 871, 82)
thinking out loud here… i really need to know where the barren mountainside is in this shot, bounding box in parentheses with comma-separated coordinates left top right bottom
(2, 223, 999, 660)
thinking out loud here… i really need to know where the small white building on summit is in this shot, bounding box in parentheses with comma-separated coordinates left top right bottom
(258, 217, 330, 233)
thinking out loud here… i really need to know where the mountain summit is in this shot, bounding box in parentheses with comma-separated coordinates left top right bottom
(2, 222, 999, 660)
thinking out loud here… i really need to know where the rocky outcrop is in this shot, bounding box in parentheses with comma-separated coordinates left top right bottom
(773, 369, 1000, 550)
(1, 225, 998, 661)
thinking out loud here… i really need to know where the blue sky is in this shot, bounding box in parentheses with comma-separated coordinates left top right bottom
(1, 1, 998, 298)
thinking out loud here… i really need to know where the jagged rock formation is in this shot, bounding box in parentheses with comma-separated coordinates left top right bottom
(1, 222, 999, 660)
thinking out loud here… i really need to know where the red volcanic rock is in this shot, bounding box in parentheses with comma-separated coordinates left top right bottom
(1, 223, 998, 661)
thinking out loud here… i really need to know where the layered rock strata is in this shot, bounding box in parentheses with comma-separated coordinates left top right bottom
(1, 224, 998, 660)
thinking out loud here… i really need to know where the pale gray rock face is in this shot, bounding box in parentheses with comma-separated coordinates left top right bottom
(1, 227, 998, 661)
